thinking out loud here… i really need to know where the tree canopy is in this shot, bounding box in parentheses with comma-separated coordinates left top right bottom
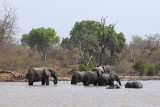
(21, 27, 60, 60)
(61, 19, 126, 66)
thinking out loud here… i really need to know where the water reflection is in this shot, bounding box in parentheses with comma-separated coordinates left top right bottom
(0, 81, 160, 107)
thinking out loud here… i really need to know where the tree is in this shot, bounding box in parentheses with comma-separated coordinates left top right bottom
(108, 32, 126, 56)
(97, 17, 118, 66)
(147, 64, 155, 76)
(133, 60, 148, 75)
(0, 4, 17, 52)
(69, 20, 100, 65)
(61, 37, 74, 50)
(21, 27, 60, 61)
(64, 18, 126, 66)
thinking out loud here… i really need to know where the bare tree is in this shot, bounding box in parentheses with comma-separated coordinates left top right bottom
(140, 34, 160, 59)
(98, 17, 115, 66)
(0, 4, 18, 51)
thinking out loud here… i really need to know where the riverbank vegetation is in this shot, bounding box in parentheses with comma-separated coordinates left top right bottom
(0, 4, 160, 81)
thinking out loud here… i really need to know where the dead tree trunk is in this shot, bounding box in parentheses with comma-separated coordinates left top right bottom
(0, 71, 16, 78)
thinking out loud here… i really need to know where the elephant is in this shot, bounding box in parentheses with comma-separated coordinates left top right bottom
(26, 67, 58, 85)
(125, 81, 143, 88)
(92, 65, 111, 74)
(71, 71, 86, 84)
(105, 65, 111, 73)
(83, 70, 103, 86)
(97, 73, 122, 86)
(106, 84, 120, 89)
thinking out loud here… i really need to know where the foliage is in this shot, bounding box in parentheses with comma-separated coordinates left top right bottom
(155, 62, 160, 74)
(108, 55, 120, 65)
(147, 64, 155, 76)
(108, 32, 126, 56)
(21, 27, 60, 60)
(70, 20, 100, 45)
(61, 37, 74, 50)
(130, 35, 146, 50)
(70, 65, 79, 71)
(67, 19, 126, 66)
(133, 60, 148, 75)
(79, 64, 91, 71)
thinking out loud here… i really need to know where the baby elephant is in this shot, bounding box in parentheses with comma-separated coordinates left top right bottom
(125, 81, 143, 88)
(106, 84, 120, 89)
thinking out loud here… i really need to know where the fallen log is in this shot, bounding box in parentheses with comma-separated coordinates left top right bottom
(0, 71, 16, 78)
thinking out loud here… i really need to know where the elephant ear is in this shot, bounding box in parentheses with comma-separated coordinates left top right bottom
(102, 66, 106, 73)
(43, 68, 51, 77)
(96, 70, 103, 77)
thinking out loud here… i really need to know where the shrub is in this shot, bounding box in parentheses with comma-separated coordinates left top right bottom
(147, 64, 155, 76)
(155, 64, 160, 75)
(133, 60, 148, 75)
(79, 64, 91, 71)
(70, 65, 79, 71)
(62, 62, 70, 68)
(108, 55, 120, 65)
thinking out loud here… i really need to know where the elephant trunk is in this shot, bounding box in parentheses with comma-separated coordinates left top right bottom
(118, 79, 122, 86)
(53, 76, 58, 84)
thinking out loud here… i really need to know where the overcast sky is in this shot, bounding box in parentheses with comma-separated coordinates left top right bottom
(1, 0, 160, 43)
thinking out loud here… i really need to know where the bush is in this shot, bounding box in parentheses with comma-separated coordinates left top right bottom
(79, 64, 91, 71)
(155, 64, 160, 75)
(70, 65, 79, 71)
(133, 60, 148, 75)
(62, 62, 70, 68)
(147, 64, 155, 76)
(108, 55, 120, 65)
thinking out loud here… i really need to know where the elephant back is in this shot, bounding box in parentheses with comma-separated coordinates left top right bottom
(125, 81, 143, 88)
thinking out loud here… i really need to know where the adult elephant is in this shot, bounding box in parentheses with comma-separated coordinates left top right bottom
(97, 73, 122, 86)
(125, 81, 143, 88)
(83, 70, 102, 86)
(92, 65, 111, 74)
(26, 67, 58, 85)
(71, 71, 86, 84)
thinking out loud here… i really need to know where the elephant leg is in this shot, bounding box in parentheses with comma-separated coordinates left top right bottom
(74, 81, 77, 84)
(83, 81, 89, 86)
(94, 82, 98, 86)
(109, 81, 114, 86)
(45, 78, 49, 85)
(71, 80, 76, 84)
(71, 80, 74, 84)
(29, 82, 33, 85)
(41, 80, 45, 85)
(84, 84, 89, 86)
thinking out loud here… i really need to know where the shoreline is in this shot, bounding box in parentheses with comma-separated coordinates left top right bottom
(0, 76, 160, 82)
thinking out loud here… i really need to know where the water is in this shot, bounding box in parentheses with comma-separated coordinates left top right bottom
(0, 81, 160, 107)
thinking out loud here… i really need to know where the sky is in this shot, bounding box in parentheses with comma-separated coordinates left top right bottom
(1, 0, 160, 43)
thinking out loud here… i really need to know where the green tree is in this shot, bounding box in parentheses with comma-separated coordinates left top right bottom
(21, 27, 60, 61)
(133, 60, 148, 75)
(147, 64, 155, 76)
(21, 34, 29, 46)
(64, 19, 126, 66)
(61, 37, 74, 50)
(69, 20, 100, 65)
(108, 32, 126, 56)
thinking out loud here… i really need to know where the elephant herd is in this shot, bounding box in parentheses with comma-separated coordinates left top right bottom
(25, 66, 143, 89)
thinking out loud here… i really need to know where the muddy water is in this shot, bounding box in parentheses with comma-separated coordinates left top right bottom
(0, 81, 160, 107)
